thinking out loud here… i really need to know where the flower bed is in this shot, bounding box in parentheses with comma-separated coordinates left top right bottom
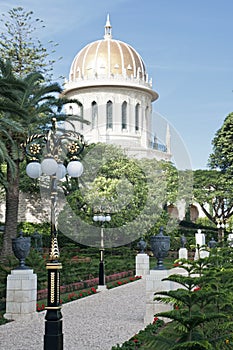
(107, 276, 141, 289)
(36, 274, 141, 312)
(37, 287, 97, 311)
(37, 270, 134, 300)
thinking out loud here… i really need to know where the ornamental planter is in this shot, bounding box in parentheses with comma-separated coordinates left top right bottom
(150, 227, 170, 270)
(12, 231, 31, 269)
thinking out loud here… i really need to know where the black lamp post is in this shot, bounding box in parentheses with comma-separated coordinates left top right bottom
(24, 118, 85, 350)
(217, 218, 226, 243)
(93, 213, 111, 289)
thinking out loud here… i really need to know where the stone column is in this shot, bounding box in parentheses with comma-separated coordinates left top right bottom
(179, 247, 188, 260)
(4, 269, 37, 320)
(144, 267, 187, 325)
(194, 229, 209, 259)
(135, 253, 149, 277)
(144, 269, 171, 325)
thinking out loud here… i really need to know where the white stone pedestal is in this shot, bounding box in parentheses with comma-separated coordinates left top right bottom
(136, 253, 149, 277)
(4, 269, 37, 320)
(144, 269, 171, 325)
(144, 267, 187, 325)
(194, 229, 209, 259)
(97, 285, 108, 292)
(179, 247, 188, 260)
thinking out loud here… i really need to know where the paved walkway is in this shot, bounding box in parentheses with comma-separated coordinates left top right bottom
(0, 279, 146, 350)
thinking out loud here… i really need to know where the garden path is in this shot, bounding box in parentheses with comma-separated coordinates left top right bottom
(0, 279, 146, 350)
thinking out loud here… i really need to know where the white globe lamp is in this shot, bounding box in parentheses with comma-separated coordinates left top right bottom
(26, 162, 42, 179)
(67, 160, 83, 177)
(41, 158, 58, 176)
(56, 163, 67, 180)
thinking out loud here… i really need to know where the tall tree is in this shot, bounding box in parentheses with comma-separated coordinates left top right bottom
(193, 169, 233, 241)
(0, 6, 60, 79)
(193, 114, 233, 242)
(209, 112, 233, 175)
(0, 60, 78, 257)
(59, 144, 182, 247)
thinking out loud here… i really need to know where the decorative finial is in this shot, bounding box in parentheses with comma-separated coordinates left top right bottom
(104, 14, 112, 40)
(49, 236, 60, 261)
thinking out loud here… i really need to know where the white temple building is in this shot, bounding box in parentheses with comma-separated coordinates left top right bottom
(63, 15, 171, 161)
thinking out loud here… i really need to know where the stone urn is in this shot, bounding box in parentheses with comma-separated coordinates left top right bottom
(12, 231, 31, 269)
(150, 227, 170, 269)
(137, 238, 147, 254)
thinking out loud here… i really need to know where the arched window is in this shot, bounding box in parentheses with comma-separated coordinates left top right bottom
(135, 103, 140, 131)
(91, 101, 98, 129)
(79, 104, 84, 130)
(106, 100, 113, 129)
(190, 205, 199, 222)
(122, 101, 127, 130)
(167, 205, 179, 219)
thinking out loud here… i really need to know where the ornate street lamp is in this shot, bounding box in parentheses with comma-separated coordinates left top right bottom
(93, 213, 111, 290)
(24, 118, 85, 350)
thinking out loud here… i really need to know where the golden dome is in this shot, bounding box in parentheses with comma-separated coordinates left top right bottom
(69, 15, 147, 82)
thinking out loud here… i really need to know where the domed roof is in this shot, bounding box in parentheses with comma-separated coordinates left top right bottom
(69, 15, 147, 82)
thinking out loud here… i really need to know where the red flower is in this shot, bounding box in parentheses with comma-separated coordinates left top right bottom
(153, 317, 159, 324)
(133, 338, 139, 343)
(193, 286, 201, 292)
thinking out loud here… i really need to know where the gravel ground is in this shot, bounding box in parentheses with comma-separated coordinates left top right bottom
(0, 279, 146, 350)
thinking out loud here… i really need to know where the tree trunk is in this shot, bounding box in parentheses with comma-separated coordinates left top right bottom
(0, 160, 20, 258)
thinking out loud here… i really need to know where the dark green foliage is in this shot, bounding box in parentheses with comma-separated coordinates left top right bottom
(193, 169, 233, 241)
(150, 248, 233, 349)
(116, 246, 233, 349)
(0, 255, 17, 298)
(59, 144, 184, 248)
(0, 59, 84, 256)
(111, 318, 165, 349)
(177, 220, 217, 246)
(25, 249, 47, 289)
(209, 112, 233, 174)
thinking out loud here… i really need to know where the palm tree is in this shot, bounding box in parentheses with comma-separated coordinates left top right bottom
(0, 59, 81, 257)
(0, 61, 27, 193)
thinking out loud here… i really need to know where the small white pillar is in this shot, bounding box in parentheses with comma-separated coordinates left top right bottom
(4, 269, 37, 320)
(194, 229, 209, 259)
(179, 247, 188, 260)
(136, 253, 150, 277)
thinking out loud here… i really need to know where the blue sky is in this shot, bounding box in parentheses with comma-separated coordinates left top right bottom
(1, 0, 233, 169)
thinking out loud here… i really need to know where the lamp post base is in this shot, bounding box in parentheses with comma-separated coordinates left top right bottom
(99, 255, 105, 285)
(44, 261, 63, 350)
(44, 313, 63, 350)
(97, 285, 108, 292)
